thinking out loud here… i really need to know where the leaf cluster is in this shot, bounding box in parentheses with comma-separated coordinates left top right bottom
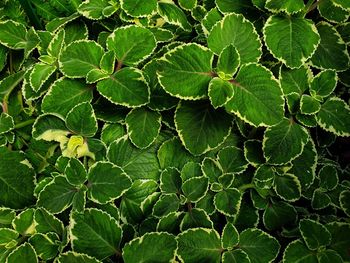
(0, 0, 350, 262)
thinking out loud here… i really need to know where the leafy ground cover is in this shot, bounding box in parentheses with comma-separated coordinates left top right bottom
(0, 0, 350, 262)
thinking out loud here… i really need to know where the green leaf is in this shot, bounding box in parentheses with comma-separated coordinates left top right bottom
(86, 69, 108, 84)
(157, 43, 214, 100)
(280, 65, 311, 96)
(312, 189, 331, 210)
(157, 137, 198, 170)
(263, 15, 320, 68)
(100, 50, 115, 75)
(120, 179, 158, 224)
(177, 228, 222, 263)
(218, 146, 249, 174)
(101, 123, 126, 146)
(290, 139, 317, 189)
(97, 67, 150, 108)
(29, 232, 60, 260)
(0, 113, 14, 135)
(201, 157, 222, 183)
(107, 25, 156, 66)
(179, 0, 197, 10)
(333, 0, 350, 9)
(180, 208, 213, 231)
(125, 107, 161, 149)
(65, 102, 98, 137)
(316, 97, 350, 136)
(318, 0, 349, 24)
(311, 22, 350, 71)
(244, 140, 265, 167)
(216, 44, 240, 77)
(319, 165, 338, 191)
(300, 95, 321, 115)
(265, 0, 305, 14)
(29, 63, 56, 92)
(87, 161, 132, 204)
(221, 223, 239, 249)
(175, 101, 232, 155)
(107, 136, 160, 180)
(208, 13, 262, 64)
(253, 165, 275, 189)
(120, 0, 157, 17)
(326, 222, 350, 261)
(70, 208, 122, 259)
(6, 243, 38, 263)
(12, 208, 35, 235)
(37, 175, 76, 214)
(0, 20, 27, 49)
(77, 0, 111, 20)
(65, 158, 88, 186)
(0, 228, 18, 247)
(47, 29, 65, 58)
(283, 239, 318, 263)
(181, 161, 202, 182)
(310, 70, 337, 98)
(0, 147, 35, 209)
(157, 2, 192, 32)
(152, 194, 180, 218)
(41, 78, 93, 118)
(122, 232, 176, 263)
(340, 190, 350, 217)
(263, 119, 309, 165)
(222, 250, 250, 263)
(0, 208, 16, 227)
(59, 40, 104, 78)
(318, 250, 343, 263)
(214, 188, 242, 216)
(239, 228, 280, 263)
(263, 201, 297, 231)
(208, 78, 234, 109)
(299, 219, 331, 250)
(56, 252, 102, 263)
(274, 173, 301, 202)
(182, 176, 209, 203)
(34, 208, 64, 235)
(225, 63, 284, 127)
(160, 167, 182, 194)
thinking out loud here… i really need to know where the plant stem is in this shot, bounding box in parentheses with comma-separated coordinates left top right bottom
(239, 183, 255, 192)
(14, 119, 35, 129)
(306, 0, 322, 15)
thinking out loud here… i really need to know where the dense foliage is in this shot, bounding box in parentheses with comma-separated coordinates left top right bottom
(0, 0, 350, 262)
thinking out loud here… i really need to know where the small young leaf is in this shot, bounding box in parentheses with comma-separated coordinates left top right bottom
(29, 63, 56, 92)
(310, 70, 337, 98)
(216, 45, 240, 77)
(0, 113, 14, 135)
(300, 95, 321, 115)
(218, 146, 249, 175)
(221, 223, 239, 249)
(208, 78, 234, 109)
(157, 2, 192, 32)
(182, 176, 209, 202)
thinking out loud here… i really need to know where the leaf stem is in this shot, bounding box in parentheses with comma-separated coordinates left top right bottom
(238, 183, 255, 192)
(305, 0, 322, 15)
(14, 118, 35, 129)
